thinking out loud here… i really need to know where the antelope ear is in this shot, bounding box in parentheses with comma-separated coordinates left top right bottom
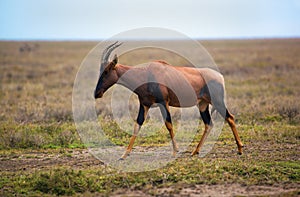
(105, 54, 118, 71)
(112, 54, 118, 66)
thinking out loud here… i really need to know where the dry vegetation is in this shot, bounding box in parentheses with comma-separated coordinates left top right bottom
(0, 39, 299, 196)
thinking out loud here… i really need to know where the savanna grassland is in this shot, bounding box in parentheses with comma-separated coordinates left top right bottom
(0, 39, 299, 196)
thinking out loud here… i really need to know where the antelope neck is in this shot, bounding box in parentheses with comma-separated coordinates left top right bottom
(115, 64, 131, 78)
(115, 64, 136, 91)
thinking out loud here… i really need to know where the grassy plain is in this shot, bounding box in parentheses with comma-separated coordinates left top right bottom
(0, 39, 299, 196)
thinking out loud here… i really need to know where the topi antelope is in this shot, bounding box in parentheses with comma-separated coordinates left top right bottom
(94, 41, 243, 160)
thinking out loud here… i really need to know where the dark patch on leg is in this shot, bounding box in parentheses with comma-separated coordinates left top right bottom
(165, 110, 172, 123)
(147, 72, 165, 103)
(159, 104, 172, 123)
(199, 83, 210, 99)
(136, 104, 145, 125)
(200, 106, 211, 125)
(225, 109, 235, 120)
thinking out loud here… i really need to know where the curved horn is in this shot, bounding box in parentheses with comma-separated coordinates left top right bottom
(101, 41, 118, 63)
(101, 41, 123, 64)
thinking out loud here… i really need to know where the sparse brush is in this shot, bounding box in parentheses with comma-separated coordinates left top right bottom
(278, 106, 299, 123)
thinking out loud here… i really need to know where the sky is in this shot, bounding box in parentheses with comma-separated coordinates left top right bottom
(0, 0, 300, 40)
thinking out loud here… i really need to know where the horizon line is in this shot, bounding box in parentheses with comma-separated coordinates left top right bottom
(0, 35, 300, 42)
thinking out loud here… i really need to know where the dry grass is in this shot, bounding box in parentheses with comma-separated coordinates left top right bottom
(1, 40, 300, 124)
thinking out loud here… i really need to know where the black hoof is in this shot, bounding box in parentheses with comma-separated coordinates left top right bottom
(118, 158, 124, 161)
(190, 152, 199, 157)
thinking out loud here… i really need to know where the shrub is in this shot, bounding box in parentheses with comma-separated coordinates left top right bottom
(278, 106, 299, 123)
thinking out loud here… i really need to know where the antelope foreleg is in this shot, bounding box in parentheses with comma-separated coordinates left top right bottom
(165, 121, 179, 157)
(120, 104, 149, 160)
(192, 105, 212, 156)
(120, 124, 140, 159)
(160, 103, 179, 157)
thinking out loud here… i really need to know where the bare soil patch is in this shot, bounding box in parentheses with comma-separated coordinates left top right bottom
(111, 184, 299, 197)
(0, 149, 102, 172)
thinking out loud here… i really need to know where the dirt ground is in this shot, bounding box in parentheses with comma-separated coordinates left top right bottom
(111, 184, 299, 197)
(0, 149, 102, 172)
(1, 149, 299, 196)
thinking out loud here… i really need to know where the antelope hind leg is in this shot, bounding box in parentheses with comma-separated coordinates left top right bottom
(225, 110, 244, 154)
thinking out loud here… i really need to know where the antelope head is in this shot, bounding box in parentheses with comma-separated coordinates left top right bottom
(94, 41, 122, 99)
